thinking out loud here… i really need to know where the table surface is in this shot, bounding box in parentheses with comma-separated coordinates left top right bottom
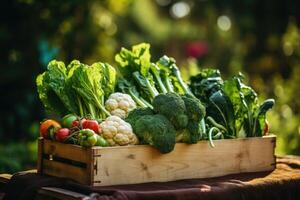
(1, 155, 300, 200)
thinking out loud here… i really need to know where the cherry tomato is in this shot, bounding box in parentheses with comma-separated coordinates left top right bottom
(61, 114, 77, 128)
(55, 128, 71, 142)
(72, 118, 86, 128)
(82, 119, 99, 133)
(40, 119, 61, 139)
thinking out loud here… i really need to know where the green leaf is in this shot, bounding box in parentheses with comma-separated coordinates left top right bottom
(207, 91, 236, 137)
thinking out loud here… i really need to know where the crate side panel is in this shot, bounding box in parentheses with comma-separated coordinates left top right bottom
(43, 159, 89, 185)
(92, 136, 276, 186)
(43, 139, 88, 163)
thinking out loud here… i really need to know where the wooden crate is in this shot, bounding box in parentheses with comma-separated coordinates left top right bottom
(37, 135, 276, 186)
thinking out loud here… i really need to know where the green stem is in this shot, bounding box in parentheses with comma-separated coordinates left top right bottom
(128, 89, 147, 108)
(77, 97, 84, 117)
(208, 127, 219, 148)
(88, 104, 96, 119)
(152, 73, 168, 94)
(94, 96, 111, 118)
(145, 78, 159, 99)
(206, 116, 228, 133)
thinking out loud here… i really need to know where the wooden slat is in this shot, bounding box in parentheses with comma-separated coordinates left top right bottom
(92, 136, 276, 186)
(43, 159, 89, 185)
(43, 139, 88, 163)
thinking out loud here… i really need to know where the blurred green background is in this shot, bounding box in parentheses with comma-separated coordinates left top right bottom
(1, 0, 300, 173)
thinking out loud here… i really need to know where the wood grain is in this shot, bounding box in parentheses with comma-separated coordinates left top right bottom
(38, 136, 276, 186)
(42, 159, 88, 185)
(43, 139, 88, 163)
(93, 136, 276, 186)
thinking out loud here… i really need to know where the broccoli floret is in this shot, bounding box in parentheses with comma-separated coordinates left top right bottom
(152, 93, 188, 129)
(176, 95, 206, 144)
(126, 107, 154, 133)
(182, 94, 206, 122)
(135, 114, 176, 153)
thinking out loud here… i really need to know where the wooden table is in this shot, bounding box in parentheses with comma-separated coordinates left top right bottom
(1, 156, 300, 200)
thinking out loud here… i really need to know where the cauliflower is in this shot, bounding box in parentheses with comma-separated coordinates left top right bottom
(105, 92, 136, 119)
(100, 116, 139, 146)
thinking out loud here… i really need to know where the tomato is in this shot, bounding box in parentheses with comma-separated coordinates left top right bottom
(71, 118, 86, 127)
(72, 120, 80, 127)
(263, 120, 269, 135)
(82, 119, 100, 133)
(40, 119, 61, 139)
(61, 114, 77, 128)
(55, 128, 71, 142)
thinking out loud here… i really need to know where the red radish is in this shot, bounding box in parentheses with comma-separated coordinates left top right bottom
(55, 128, 71, 142)
(82, 119, 99, 133)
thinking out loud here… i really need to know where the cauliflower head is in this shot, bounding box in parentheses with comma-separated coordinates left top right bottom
(105, 92, 136, 119)
(100, 116, 139, 146)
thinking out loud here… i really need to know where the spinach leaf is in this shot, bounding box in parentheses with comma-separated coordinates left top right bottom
(207, 91, 236, 137)
(190, 68, 223, 105)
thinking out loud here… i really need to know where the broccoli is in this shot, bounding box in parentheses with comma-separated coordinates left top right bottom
(126, 107, 154, 133)
(182, 94, 206, 122)
(152, 93, 188, 130)
(176, 95, 206, 144)
(134, 114, 176, 153)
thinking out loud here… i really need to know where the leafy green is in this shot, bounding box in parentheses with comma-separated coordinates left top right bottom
(36, 60, 75, 116)
(190, 68, 223, 105)
(36, 60, 116, 119)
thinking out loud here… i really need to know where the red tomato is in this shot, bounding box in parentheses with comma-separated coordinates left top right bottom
(55, 128, 71, 142)
(40, 119, 61, 139)
(72, 119, 86, 127)
(71, 120, 80, 127)
(82, 119, 99, 133)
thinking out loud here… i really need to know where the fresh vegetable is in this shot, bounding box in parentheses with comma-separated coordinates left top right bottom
(126, 107, 154, 129)
(36, 60, 116, 120)
(55, 128, 71, 142)
(95, 134, 109, 147)
(69, 62, 114, 119)
(61, 114, 77, 128)
(39, 119, 61, 139)
(190, 70, 275, 139)
(82, 119, 100, 134)
(78, 129, 98, 147)
(152, 93, 188, 130)
(189, 68, 223, 105)
(178, 94, 206, 143)
(115, 43, 192, 106)
(134, 114, 176, 153)
(100, 116, 139, 146)
(105, 92, 137, 119)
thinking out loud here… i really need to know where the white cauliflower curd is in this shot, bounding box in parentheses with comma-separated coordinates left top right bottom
(105, 92, 136, 119)
(100, 116, 138, 146)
